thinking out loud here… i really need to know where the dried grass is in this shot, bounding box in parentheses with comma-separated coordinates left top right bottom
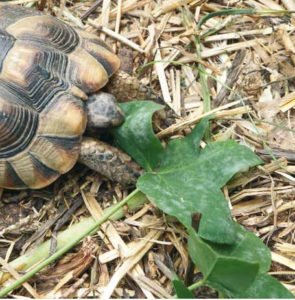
(0, 0, 295, 297)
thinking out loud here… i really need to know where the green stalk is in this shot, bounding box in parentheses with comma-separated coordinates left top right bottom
(197, 8, 294, 31)
(188, 279, 206, 291)
(107, 190, 147, 220)
(0, 188, 143, 297)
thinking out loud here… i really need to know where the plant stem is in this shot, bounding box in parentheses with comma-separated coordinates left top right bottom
(197, 8, 255, 30)
(187, 279, 206, 291)
(197, 8, 294, 30)
(107, 190, 147, 221)
(0, 188, 141, 297)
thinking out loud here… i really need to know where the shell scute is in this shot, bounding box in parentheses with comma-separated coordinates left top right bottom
(0, 6, 120, 189)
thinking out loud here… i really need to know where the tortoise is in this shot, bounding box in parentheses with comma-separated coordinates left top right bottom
(0, 5, 142, 190)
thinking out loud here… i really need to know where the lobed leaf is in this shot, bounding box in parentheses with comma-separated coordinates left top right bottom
(138, 118, 262, 243)
(112, 101, 293, 298)
(112, 101, 164, 171)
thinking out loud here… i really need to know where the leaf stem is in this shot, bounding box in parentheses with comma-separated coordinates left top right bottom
(0, 188, 140, 298)
(187, 279, 206, 291)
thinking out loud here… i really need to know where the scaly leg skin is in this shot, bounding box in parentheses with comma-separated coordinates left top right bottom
(82, 92, 142, 185)
(105, 70, 150, 102)
(79, 137, 142, 186)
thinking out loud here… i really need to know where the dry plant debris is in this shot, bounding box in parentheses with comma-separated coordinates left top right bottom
(0, 0, 295, 298)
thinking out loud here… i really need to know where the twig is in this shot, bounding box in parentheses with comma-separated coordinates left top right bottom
(157, 99, 249, 138)
(80, 0, 103, 20)
(88, 20, 145, 53)
(214, 49, 247, 106)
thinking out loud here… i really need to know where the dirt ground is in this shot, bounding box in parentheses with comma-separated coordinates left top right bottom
(0, 0, 295, 298)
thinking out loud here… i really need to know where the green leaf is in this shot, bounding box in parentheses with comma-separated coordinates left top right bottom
(188, 228, 260, 294)
(234, 274, 294, 298)
(112, 101, 164, 171)
(160, 118, 209, 170)
(173, 279, 195, 298)
(206, 223, 271, 274)
(138, 122, 262, 243)
(111, 100, 291, 298)
(187, 226, 284, 296)
(139, 173, 236, 243)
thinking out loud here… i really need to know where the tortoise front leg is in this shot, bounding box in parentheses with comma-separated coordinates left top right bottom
(79, 137, 142, 186)
(83, 91, 142, 185)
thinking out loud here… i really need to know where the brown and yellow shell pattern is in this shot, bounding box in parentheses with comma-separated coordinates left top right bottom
(0, 6, 120, 189)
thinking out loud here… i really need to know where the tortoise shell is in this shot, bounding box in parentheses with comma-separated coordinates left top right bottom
(0, 6, 120, 189)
